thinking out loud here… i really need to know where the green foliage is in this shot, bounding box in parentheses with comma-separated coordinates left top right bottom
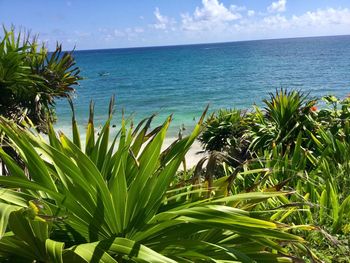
(199, 109, 247, 152)
(0, 100, 308, 262)
(198, 109, 251, 178)
(199, 89, 350, 262)
(0, 27, 80, 132)
(199, 89, 318, 171)
(249, 89, 317, 153)
(317, 95, 350, 139)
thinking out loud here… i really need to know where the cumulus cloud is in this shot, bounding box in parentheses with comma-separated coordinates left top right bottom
(193, 0, 240, 21)
(92, 6, 350, 48)
(181, 0, 243, 31)
(262, 15, 289, 29)
(97, 27, 145, 42)
(152, 7, 176, 30)
(291, 8, 350, 27)
(179, 4, 350, 42)
(233, 7, 350, 40)
(259, 8, 350, 31)
(268, 0, 287, 13)
(247, 10, 255, 17)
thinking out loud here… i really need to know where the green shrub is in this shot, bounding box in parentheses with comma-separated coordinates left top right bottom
(0, 27, 80, 132)
(249, 89, 317, 153)
(197, 90, 350, 262)
(199, 109, 247, 152)
(0, 101, 309, 262)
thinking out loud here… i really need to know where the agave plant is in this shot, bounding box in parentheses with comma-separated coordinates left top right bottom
(0, 99, 310, 262)
(249, 89, 317, 153)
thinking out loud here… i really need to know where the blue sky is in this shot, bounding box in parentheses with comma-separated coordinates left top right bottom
(1, 0, 350, 50)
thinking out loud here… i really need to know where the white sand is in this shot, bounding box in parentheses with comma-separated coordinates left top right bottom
(162, 138, 207, 169)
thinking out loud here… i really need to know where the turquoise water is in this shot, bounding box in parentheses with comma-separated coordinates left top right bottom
(56, 35, 350, 136)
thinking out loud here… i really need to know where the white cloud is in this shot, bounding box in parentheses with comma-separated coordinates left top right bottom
(194, 0, 241, 22)
(153, 7, 175, 30)
(259, 8, 350, 31)
(247, 10, 255, 17)
(154, 7, 167, 29)
(97, 27, 145, 42)
(230, 5, 246, 13)
(268, 0, 287, 13)
(66, 6, 350, 49)
(262, 15, 289, 29)
(120, 27, 145, 39)
(237, 7, 350, 40)
(181, 0, 243, 31)
(291, 8, 350, 27)
(113, 29, 125, 37)
(134, 27, 144, 33)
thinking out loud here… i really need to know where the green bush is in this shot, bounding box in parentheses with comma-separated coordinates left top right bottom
(0, 27, 80, 132)
(198, 90, 350, 262)
(199, 109, 247, 151)
(249, 89, 317, 153)
(0, 100, 309, 262)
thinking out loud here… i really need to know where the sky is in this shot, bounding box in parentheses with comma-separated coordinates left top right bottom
(1, 0, 350, 50)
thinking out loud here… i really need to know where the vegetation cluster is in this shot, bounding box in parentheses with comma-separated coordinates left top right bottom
(198, 90, 350, 262)
(0, 27, 80, 132)
(0, 28, 349, 262)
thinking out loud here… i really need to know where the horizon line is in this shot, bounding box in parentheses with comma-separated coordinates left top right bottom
(67, 33, 350, 53)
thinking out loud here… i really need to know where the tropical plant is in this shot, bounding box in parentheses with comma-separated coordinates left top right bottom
(0, 27, 80, 132)
(0, 100, 310, 262)
(199, 109, 248, 152)
(317, 95, 350, 140)
(214, 132, 350, 262)
(198, 89, 320, 183)
(196, 91, 350, 262)
(249, 89, 317, 153)
(198, 109, 251, 181)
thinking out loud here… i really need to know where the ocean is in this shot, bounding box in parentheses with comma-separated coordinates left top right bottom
(55, 35, 350, 137)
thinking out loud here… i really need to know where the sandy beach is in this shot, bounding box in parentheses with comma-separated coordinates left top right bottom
(163, 138, 207, 169)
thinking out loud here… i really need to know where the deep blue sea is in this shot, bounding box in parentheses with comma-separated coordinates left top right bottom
(56, 35, 350, 137)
